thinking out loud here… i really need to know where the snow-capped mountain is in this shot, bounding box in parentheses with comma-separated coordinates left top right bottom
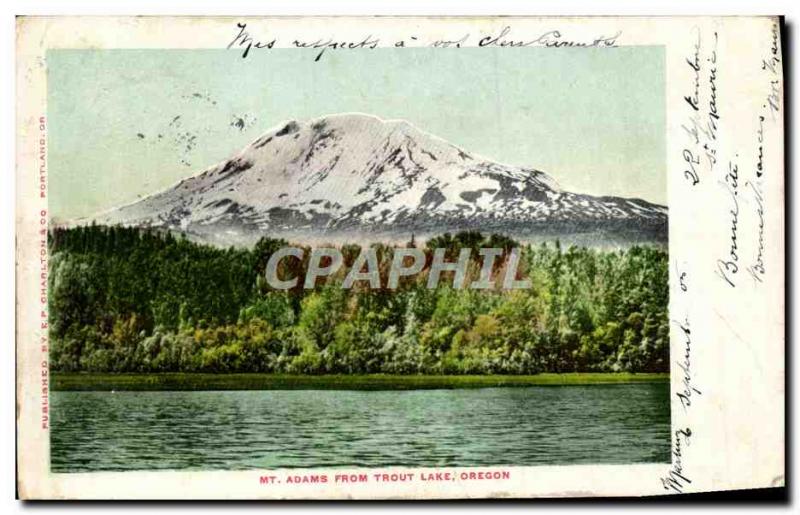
(95, 113, 667, 247)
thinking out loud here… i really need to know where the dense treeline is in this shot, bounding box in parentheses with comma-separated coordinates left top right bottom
(49, 225, 669, 374)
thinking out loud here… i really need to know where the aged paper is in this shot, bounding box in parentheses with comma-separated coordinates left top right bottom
(15, 16, 784, 499)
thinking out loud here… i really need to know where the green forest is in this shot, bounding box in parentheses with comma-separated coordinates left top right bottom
(48, 226, 669, 375)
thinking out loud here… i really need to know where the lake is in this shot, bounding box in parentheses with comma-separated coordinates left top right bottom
(50, 383, 670, 472)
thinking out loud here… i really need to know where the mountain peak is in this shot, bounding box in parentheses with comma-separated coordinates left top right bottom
(95, 113, 666, 247)
(259, 113, 408, 140)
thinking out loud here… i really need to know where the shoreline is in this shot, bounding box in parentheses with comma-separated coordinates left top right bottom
(51, 372, 669, 392)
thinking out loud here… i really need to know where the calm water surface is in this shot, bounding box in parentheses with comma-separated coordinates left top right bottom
(51, 384, 670, 472)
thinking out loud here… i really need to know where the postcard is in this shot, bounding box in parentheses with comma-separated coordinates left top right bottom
(15, 15, 785, 499)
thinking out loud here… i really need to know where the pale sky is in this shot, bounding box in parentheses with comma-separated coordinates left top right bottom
(48, 47, 665, 221)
